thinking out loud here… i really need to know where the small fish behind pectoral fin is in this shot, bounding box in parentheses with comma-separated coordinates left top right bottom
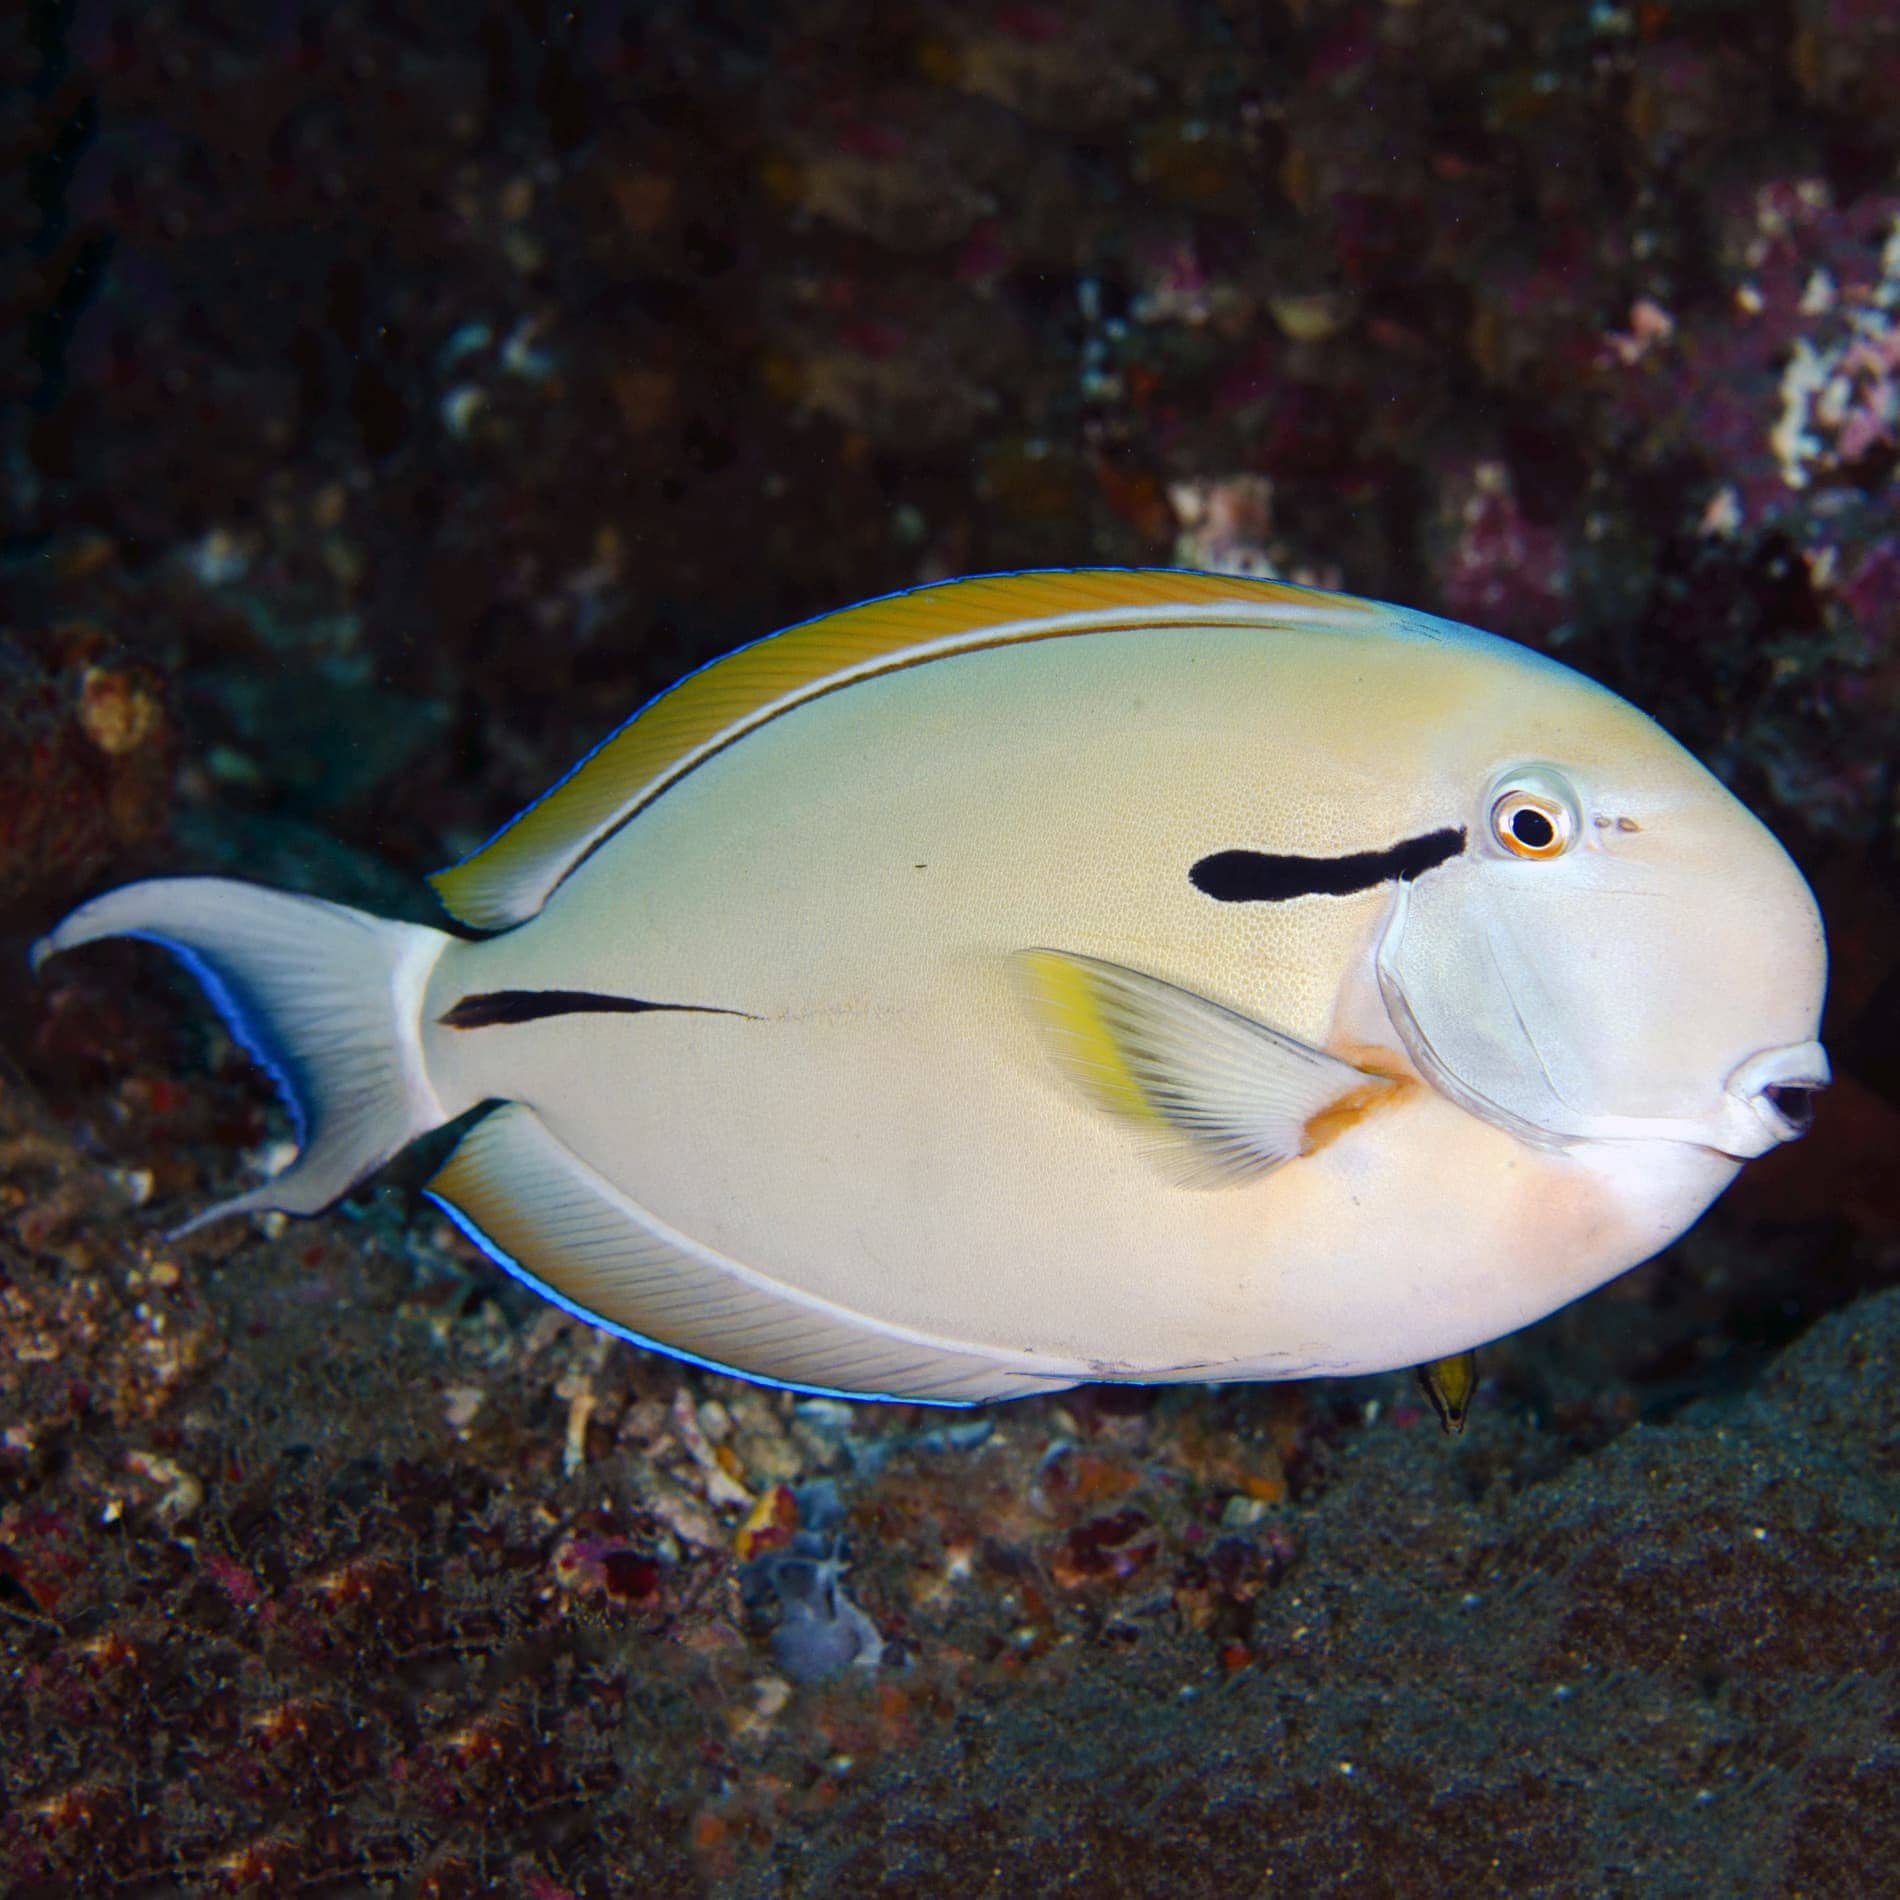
(1415, 1349, 1478, 1435)
(1014, 949, 1395, 1186)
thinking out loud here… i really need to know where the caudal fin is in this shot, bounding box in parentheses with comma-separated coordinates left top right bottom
(33, 878, 452, 1231)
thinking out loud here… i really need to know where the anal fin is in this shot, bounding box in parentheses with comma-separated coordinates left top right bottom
(427, 1104, 1077, 1406)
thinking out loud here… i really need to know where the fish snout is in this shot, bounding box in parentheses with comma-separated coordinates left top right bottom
(1718, 1041, 1831, 1155)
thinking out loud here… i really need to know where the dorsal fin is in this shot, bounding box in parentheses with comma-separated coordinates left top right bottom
(428, 567, 1375, 931)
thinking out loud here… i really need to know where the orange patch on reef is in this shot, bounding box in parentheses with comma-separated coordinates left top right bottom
(734, 1484, 798, 1563)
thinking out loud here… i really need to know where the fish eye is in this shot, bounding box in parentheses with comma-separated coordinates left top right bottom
(1490, 784, 1574, 860)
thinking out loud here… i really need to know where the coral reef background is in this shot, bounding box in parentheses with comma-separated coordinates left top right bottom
(3, 2, 1897, 1892)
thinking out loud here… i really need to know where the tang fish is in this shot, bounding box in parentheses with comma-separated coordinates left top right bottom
(34, 570, 1828, 1404)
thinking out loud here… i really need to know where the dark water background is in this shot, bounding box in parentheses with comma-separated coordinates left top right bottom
(3, 3, 1897, 1892)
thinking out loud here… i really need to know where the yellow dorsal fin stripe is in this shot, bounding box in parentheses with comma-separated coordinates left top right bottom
(428, 568, 1375, 931)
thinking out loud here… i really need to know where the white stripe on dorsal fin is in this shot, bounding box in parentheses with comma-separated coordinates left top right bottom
(1015, 950, 1395, 1186)
(425, 1103, 1082, 1405)
(428, 568, 1375, 931)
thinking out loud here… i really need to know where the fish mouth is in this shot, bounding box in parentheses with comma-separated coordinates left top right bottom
(1383, 944, 1830, 1159)
(1720, 1041, 1830, 1154)
(1375, 881, 1831, 1159)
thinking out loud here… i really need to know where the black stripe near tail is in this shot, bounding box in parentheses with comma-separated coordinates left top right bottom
(439, 989, 755, 1030)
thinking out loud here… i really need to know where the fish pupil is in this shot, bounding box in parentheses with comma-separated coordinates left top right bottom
(1510, 808, 1555, 850)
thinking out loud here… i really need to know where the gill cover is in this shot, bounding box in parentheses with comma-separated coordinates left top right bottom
(1374, 767, 1826, 1155)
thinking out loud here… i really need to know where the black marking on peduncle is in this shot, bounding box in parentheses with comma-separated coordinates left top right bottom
(440, 989, 756, 1030)
(1191, 826, 1467, 902)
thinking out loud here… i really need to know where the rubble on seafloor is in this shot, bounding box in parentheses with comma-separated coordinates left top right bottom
(0, 1026, 1335, 1889)
(4, 0, 1899, 1891)
(2, 1014, 1895, 1892)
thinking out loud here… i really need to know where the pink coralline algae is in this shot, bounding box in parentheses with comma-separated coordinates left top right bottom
(1601, 184, 1900, 532)
(1433, 459, 1572, 644)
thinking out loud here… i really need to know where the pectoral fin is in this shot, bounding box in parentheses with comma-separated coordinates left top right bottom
(1015, 950, 1393, 1185)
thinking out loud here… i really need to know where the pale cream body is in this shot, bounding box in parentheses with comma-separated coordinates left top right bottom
(418, 623, 1743, 1382)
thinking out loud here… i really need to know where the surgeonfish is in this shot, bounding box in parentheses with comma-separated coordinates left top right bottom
(34, 570, 1829, 1404)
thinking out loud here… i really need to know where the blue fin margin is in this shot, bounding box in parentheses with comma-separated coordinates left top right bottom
(422, 1190, 976, 1408)
(126, 929, 311, 1147)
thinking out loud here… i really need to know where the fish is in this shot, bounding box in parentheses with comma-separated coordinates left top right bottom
(32, 569, 1829, 1405)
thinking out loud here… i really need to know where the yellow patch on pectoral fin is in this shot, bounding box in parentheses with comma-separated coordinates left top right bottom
(1015, 949, 1162, 1125)
(1015, 950, 1393, 1186)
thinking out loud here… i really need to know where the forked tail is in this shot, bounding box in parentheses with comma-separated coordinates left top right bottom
(33, 878, 453, 1231)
